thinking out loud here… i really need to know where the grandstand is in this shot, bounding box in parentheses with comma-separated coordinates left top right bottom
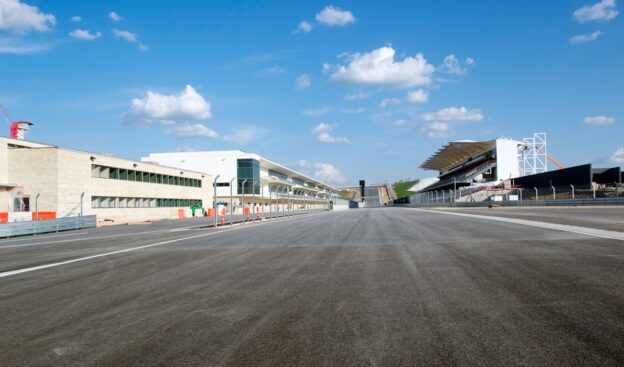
(413, 135, 623, 204)
(419, 138, 523, 192)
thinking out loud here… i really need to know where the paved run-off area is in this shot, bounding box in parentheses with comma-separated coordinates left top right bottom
(0, 208, 623, 366)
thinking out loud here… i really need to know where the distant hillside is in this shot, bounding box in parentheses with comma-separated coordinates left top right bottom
(393, 180, 419, 199)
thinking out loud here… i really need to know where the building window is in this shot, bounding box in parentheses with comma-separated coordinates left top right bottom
(237, 159, 260, 195)
(216, 182, 230, 187)
(268, 169, 288, 181)
(91, 164, 202, 189)
(100, 167, 110, 179)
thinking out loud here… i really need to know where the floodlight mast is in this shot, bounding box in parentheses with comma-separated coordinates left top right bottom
(521, 133, 548, 176)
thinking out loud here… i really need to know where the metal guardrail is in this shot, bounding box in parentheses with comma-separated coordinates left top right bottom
(0, 215, 97, 238)
(397, 197, 624, 209)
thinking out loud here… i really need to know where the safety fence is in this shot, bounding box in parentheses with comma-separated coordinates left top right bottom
(0, 215, 97, 238)
(406, 185, 624, 208)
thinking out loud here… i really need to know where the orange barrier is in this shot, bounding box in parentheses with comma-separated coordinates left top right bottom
(0, 213, 7, 224)
(220, 208, 226, 225)
(243, 207, 251, 222)
(207, 208, 214, 217)
(177, 209, 185, 219)
(255, 207, 261, 220)
(32, 212, 56, 221)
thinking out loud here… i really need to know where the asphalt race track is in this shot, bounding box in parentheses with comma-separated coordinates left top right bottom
(1, 207, 623, 366)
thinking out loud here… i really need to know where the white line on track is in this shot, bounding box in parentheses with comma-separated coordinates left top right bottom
(0, 229, 181, 249)
(0, 231, 87, 244)
(0, 213, 329, 279)
(409, 208, 624, 241)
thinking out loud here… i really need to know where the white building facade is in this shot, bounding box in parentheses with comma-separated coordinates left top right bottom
(142, 150, 338, 214)
(0, 137, 212, 225)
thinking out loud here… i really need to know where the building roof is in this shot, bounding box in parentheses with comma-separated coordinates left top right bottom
(0, 136, 209, 177)
(143, 150, 338, 191)
(420, 140, 496, 172)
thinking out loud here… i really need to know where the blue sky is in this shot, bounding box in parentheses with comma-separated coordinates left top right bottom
(0, 0, 622, 184)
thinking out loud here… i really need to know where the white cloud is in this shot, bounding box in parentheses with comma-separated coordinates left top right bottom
(256, 64, 285, 77)
(345, 91, 370, 100)
(138, 43, 148, 52)
(297, 20, 312, 33)
(420, 106, 484, 122)
(295, 74, 311, 89)
(418, 106, 483, 138)
(465, 57, 475, 65)
(570, 30, 603, 44)
(112, 28, 137, 42)
(70, 16, 81, 23)
(303, 107, 329, 117)
(611, 147, 624, 163)
(439, 54, 467, 75)
(341, 107, 366, 114)
(172, 146, 200, 152)
(312, 122, 349, 143)
(584, 115, 615, 125)
(328, 46, 435, 88)
(574, 0, 618, 22)
(393, 119, 405, 127)
(315, 6, 355, 26)
(127, 85, 212, 123)
(313, 162, 345, 184)
(379, 97, 401, 108)
(0, 37, 51, 54)
(290, 160, 346, 184)
(406, 89, 428, 103)
(167, 123, 218, 139)
(222, 126, 267, 145)
(69, 29, 102, 41)
(421, 121, 452, 137)
(0, 0, 55, 33)
(109, 11, 122, 22)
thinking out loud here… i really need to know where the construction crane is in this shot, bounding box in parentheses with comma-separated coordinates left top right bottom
(546, 153, 565, 169)
(0, 104, 10, 125)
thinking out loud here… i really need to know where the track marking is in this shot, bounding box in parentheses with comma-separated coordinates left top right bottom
(409, 208, 624, 241)
(0, 212, 331, 279)
(0, 211, 326, 249)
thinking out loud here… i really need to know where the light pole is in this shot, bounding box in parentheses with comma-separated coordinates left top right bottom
(213, 174, 220, 228)
(282, 187, 286, 217)
(260, 181, 264, 220)
(229, 177, 235, 226)
(252, 179, 257, 222)
(453, 178, 457, 203)
(534, 187, 538, 201)
(551, 185, 556, 200)
(570, 184, 575, 200)
(80, 192, 84, 217)
(269, 185, 274, 219)
(35, 193, 40, 221)
(241, 179, 248, 223)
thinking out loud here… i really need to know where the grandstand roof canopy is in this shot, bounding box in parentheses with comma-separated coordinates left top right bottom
(420, 140, 496, 172)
